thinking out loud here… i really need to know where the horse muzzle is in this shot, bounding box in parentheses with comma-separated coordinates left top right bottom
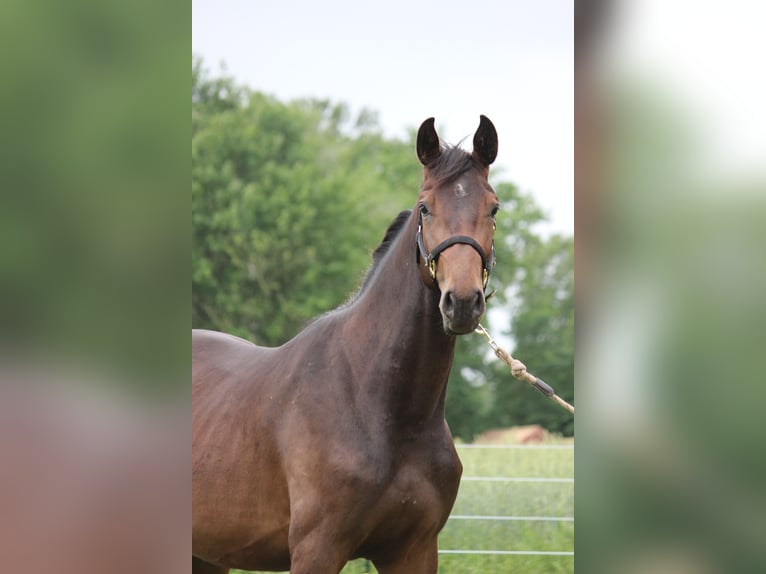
(439, 287, 485, 335)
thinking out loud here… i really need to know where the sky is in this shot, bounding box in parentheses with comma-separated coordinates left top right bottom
(192, 0, 574, 235)
(604, 0, 766, 185)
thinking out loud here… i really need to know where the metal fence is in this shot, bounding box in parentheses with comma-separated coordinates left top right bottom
(439, 444, 575, 561)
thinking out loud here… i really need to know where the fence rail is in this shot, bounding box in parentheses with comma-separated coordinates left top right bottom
(439, 442, 575, 561)
(439, 550, 575, 556)
(461, 475, 573, 483)
(449, 514, 574, 522)
(455, 444, 573, 450)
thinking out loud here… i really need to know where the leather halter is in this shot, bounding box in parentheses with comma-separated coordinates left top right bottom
(415, 210, 496, 292)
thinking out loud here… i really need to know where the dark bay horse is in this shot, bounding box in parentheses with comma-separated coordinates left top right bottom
(193, 116, 500, 573)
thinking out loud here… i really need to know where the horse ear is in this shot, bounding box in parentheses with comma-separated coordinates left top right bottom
(472, 115, 498, 167)
(416, 117, 442, 166)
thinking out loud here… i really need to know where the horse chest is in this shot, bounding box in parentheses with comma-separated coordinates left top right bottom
(357, 438, 462, 552)
(386, 456, 459, 514)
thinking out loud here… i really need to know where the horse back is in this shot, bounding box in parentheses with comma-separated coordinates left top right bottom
(192, 329, 291, 568)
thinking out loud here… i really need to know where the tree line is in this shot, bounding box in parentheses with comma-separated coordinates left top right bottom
(192, 57, 573, 439)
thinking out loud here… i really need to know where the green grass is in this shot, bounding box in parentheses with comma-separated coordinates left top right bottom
(436, 442, 574, 574)
(233, 439, 574, 573)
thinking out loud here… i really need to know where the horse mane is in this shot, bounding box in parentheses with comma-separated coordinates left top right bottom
(427, 144, 476, 187)
(355, 209, 412, 296)
(372, 209, 412, 262)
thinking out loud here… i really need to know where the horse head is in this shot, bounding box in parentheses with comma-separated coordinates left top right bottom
(415, 115, 499, 335)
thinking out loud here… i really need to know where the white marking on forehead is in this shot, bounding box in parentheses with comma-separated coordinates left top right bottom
(454, 183, 467, 198)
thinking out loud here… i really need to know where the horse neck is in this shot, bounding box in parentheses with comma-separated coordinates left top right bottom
(345, 213, 456, 426)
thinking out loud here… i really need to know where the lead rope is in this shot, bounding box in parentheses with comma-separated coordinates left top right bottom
(474, 324, 574, 415)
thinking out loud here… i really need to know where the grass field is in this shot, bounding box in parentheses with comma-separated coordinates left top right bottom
(234, 437, 574, 574)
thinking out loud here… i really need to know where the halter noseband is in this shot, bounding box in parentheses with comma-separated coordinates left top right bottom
(415, 210, 496, 292)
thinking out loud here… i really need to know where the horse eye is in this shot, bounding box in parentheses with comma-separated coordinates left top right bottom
(490, 205, 500, 217)
(419, 204, 430, 216)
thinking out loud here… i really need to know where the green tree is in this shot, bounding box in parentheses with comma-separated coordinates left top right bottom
(192, 59, 420, 345)
(488, 233, 575, 435)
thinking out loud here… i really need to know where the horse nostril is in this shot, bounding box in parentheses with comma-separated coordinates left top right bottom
(442, 290, 456, 316)
(473, 290, 485, 316)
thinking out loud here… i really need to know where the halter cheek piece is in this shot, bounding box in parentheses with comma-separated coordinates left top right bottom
(415, 211, 496, 294)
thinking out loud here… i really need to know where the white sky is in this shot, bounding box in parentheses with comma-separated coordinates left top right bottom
(605, 0, 766, 186)
(192, 0, 574, 235)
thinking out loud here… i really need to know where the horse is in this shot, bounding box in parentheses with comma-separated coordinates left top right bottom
(192, 115, 500, 573)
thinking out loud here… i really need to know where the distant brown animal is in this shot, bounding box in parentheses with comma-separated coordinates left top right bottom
(192, 116, 500, 573)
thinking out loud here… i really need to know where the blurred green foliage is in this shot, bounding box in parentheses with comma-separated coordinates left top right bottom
(192, 57, 574, 439)
(0, 0, 188, 392)
(577, 80, 766, 574)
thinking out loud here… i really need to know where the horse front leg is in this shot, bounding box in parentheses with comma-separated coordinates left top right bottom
(288, 531, 350, 574)
(192, 556, 229, 574)
(287, 516, 355, 574)
(372, 537, 439, 574)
